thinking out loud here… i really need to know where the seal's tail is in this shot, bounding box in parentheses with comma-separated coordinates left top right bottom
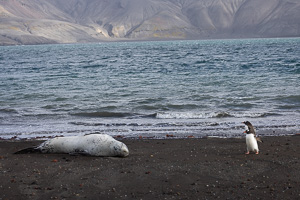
(14, 147, 41, 154)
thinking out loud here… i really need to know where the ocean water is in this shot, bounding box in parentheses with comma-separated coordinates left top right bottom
(0, 38, 299, 139)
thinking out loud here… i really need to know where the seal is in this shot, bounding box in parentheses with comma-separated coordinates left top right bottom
(242, 121, 260, 154)
(15, 134, 129, 157)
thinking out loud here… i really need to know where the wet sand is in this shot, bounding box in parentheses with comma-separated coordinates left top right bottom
(1, 136, 300, 199)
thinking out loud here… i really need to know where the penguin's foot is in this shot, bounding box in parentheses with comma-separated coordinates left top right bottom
(245, 151, 250, 155)
(255, 152, 259, 154)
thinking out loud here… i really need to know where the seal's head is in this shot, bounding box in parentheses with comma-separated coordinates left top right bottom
(120, 143, 129, 157)
(113, 142, 129, 157)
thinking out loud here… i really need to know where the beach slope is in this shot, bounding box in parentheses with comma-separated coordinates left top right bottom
(1, 136, 300, 199)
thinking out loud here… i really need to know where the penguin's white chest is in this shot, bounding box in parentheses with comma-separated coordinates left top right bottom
(246, 134, 259, 153)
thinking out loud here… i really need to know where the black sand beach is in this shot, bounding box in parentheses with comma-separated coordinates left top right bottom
(1, 136, 300, 199)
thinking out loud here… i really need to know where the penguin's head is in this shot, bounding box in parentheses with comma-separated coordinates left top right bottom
(242, 121, 252, 126)
(242, 121, 251, 133)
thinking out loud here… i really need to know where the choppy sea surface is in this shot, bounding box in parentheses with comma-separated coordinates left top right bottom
(0, 38, 299, 139)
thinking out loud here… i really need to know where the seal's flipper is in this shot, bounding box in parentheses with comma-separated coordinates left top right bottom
(14, 147, 41, 154)
(69, 149, 90, 156)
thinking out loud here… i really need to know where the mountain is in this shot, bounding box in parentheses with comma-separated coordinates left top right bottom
(1, 0, 300, 45)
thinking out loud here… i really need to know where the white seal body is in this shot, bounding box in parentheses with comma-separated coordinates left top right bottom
(246, 134, 259, 154)
(38, 134, 129, 157)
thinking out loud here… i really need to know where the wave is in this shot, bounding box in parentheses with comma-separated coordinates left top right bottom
(70, 111, 135, 118)
(70, 111, 158, 119)
(155, 112, 232, 119)
(135, 103, 202, 111)
(155, 111, 278, 119)
(0, 108, 18, 114)
(231, 112, 280, 118)
(69, 110, 281, 119)
(81, 64, 107, 69)
(274, 95, 300, 105)
(277, 105, 300, 110)
(1, 108, 280, 120)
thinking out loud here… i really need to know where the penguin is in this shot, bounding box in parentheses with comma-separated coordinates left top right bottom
(242, 121, 261, 154)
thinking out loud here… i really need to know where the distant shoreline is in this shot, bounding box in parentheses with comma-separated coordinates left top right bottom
(1, 36, 300, 46)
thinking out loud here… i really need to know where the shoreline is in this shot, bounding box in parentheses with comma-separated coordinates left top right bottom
(1, 36, 300, 47)
(1, 135, 300, 199)
(0, 132, 299, 141)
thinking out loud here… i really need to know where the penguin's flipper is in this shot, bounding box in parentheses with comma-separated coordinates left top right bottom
(256, 137, 263, 143)
(14, 147, 41, 154)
